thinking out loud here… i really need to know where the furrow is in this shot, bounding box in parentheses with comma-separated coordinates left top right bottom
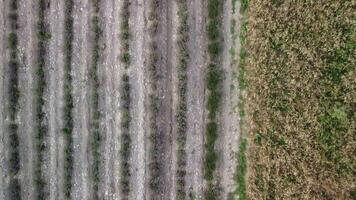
(17, 0, 37, 198)
(71, 0, 90, 199)
(46, 0, 65, 199)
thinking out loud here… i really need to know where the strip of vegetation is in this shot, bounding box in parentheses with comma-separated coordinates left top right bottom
(204, 0, 223, 199)
(175, 0, 189, 199)
(228, 1, 249, 200)
(147, 0, 163, 198)
(33, 0, 51, 199)
(119, 1, 132, 198)
(246, 1, 355, 199)
(63, 0, 74, 198)
(7, 0, 21, 199)
(90, 1, 101, 199)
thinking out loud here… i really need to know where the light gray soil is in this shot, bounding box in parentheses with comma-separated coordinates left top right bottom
(128, 0, 150, 199)
(17, 0, 37, 199)
(46, 1, 66, 199)
(98, 0, 122, 198)
(185, 0, 207, 198)
(170, 1, 179, 199)
(217, 0, 241, 198)
(71, 0, 91, 199)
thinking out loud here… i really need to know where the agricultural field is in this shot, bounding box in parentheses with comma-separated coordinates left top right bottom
(0, 0, 354, 200)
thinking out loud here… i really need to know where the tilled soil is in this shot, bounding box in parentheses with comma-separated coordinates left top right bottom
(128, 0, 149, 199)
(71, 0, 91, 199)
(0, 0, 241, 199)
(217, 0, 240, 198)
(185, 0, 207, 198)
(98, 0, 122, 198)
(17, 0, 37, 199)
(46, 1, 66, 199)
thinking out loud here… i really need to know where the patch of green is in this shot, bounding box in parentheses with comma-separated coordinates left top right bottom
(240, 0, 248, 12)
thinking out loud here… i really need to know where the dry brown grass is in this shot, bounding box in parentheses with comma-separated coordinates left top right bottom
(245, 1, 355, 199)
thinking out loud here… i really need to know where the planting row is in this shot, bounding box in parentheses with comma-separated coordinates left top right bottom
(147, 0, 163, 197)
(175, 0, 189, 199)
(62, 0, 74, 198)
(89, 1, 102, 199)
(119, 0, 132, 198)
(7, 0, 21, 199)
(33, 0, 51, 199)
(204, 0, 224, 199)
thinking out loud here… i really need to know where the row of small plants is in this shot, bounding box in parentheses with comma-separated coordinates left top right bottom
(147, 0, 163, 197)
(204, 0, 223, 199)
(62, 0, 74, 198)
(175, 0, 189, 199)
(7, 0, 21, 199)
(90, 1, 101, 199)
(34, 0, 51, 199)
(119, 0, 132, 198)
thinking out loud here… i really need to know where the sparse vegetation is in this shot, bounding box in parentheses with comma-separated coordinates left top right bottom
(147, 0, 163, 197)
(229, 0, 248, 199)
(175, 0, 189, 199)
(246, 1, 355, 199)
(7, 0, 21, 199)
(89, 1, 101, 199)
(119, 0, 132, 198)
(204, 0, 223, 199)
(63, 0, 74, 198)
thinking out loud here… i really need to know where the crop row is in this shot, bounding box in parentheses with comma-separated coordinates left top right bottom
(175, 0, 189, 199)
(204, 0, 223, 199)
(33, 0, 51, 199)
(147, 0, 163, 197)
(7, 0, 21, 199)
(89, 1, 101, 199)
(119, 0, 132, 199)
(62, 0, 74, 199)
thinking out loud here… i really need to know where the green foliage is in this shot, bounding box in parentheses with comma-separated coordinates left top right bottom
(63, 0, 74, 198)
(240, 0, 248, 12)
